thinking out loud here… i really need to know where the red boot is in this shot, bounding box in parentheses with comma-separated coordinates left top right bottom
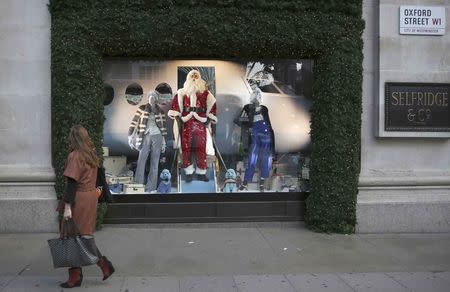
(60, 267, 82, 288)
(97, 256, 115, 280)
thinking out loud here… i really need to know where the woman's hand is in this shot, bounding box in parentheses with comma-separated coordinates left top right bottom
(63, 203, 72, 220)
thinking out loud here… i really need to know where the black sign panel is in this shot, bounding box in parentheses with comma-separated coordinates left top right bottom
(385, 83, 450, 132)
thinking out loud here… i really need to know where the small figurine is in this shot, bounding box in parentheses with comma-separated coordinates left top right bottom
(222, 169, 238, 193)
(157, 169, 172, 193)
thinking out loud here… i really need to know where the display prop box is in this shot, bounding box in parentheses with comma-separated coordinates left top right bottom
(103, 156, 126, 176)
(123, 183, 145, 194)
(106, 176, 133, 185)
(109, 183, 124, 194)
(102, 146, 109, 157)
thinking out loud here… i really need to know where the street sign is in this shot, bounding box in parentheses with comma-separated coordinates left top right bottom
(399, 6, 446, 35)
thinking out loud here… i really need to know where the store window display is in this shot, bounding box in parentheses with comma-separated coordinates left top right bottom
(102, 59, 313, 195)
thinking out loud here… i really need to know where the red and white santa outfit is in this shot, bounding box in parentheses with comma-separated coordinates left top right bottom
(167, 70, 217, 175)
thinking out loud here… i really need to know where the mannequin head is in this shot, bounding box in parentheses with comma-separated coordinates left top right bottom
(148, 91, 160, 106)
(249, 83, 262, 105)
(183, 70, 206, 96)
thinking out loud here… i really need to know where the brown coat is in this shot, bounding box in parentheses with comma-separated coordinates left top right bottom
(63, 151, 97, 235)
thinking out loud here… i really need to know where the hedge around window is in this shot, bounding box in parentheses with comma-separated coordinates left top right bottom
(49, 0, 364, 233)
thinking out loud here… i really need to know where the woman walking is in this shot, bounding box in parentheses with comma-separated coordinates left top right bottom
(59, 125, 115, 288)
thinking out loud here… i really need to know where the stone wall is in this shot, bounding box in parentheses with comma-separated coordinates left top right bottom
(0, 0, 58, 232)
(357, 0, 450, 233)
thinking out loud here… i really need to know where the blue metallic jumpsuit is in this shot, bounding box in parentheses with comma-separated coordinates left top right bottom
(236, 103, 275, 183)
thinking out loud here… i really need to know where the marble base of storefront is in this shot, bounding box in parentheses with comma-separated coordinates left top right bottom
(0, 167, 58, 233)
(357, 176, 450, 233)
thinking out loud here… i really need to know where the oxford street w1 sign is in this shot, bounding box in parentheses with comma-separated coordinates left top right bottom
(400, 6, 446, 35)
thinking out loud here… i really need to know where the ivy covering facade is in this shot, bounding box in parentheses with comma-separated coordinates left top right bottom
(49, 0, 364, 233)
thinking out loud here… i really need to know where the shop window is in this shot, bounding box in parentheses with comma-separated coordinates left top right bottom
(125, 83, 143, 105)
(103, 84, 114, 106)
(102, 59, 313, 195)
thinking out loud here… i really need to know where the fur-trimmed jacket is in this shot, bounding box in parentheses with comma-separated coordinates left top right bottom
(167, 89, 217, 149)
(128, 104, 167, 150)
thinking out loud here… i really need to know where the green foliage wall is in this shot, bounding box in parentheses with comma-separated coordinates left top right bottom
(49, 0, 364, 233)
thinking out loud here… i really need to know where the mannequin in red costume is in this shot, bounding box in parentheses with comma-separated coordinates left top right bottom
(168, 70, 217, 182)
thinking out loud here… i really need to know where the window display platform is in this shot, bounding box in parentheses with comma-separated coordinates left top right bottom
(104, 193, 306, 224)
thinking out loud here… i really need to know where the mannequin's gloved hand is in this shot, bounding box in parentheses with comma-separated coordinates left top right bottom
(181, 111, 194, 123)
(128, 135, 133, 148)
(192, 112, 207, 123)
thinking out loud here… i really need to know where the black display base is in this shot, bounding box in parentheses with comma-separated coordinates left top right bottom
(104, 193, 307, 224)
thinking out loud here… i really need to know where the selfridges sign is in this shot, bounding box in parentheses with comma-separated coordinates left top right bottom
(385, 83, 450, 132)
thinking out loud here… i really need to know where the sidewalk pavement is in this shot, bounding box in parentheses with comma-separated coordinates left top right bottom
(1, 222, 450, 291)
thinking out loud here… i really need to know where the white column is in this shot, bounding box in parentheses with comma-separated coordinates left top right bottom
(0, 0, 58, 232)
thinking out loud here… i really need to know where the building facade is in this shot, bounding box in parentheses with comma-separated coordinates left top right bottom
(0, 0, 448, 233)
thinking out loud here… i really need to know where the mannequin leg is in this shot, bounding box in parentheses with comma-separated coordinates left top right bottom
(193, 123, 207, 175)
(135, 134, 151, 184)
(259, 132, 272, 179)
(244, 132, 260, 182)
(181, 123, 193, 173)
(145, 134, 162, 192)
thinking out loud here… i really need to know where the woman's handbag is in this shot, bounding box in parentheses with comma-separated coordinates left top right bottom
(47, 219, 99, 268)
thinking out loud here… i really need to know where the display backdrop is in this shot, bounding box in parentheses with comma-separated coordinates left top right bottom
(49, 0, 364, 233)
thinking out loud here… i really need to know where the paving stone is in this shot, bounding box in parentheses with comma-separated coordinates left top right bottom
(339, 272, 408, 292)
(286, 273, 354, 292)
(234, 275, 297, 292)
(78, 276, 125, 291)
(2, 276, 62, 292)
(388, 272, 450, 292)
(121, 276, 179, 292)
(180, 275, 237, 292)
(0, 276, 14, 289)
(436, 271, 450, 282)
(359, 234, 450, 271)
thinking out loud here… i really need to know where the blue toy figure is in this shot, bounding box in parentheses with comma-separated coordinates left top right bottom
(157, 169, 172, 193)
(222, 169, 238, 193)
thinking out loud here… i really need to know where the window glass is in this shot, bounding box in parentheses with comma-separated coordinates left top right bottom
(102, 59, 313, 195)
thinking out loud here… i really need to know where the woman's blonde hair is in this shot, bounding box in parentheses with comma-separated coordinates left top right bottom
(68, 125, 99, 168)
